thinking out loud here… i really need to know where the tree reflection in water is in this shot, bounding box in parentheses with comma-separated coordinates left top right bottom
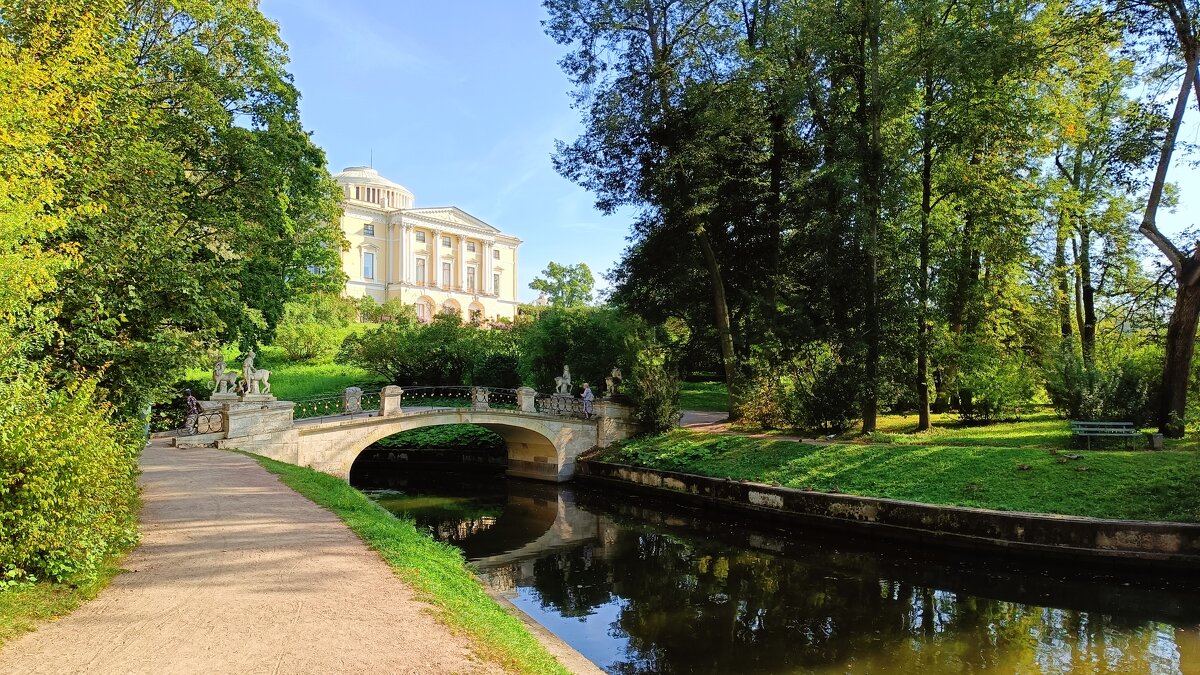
(370, 472, 1200, 674)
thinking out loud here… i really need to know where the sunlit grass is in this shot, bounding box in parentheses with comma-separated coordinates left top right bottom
(680, 381, 729, 412)
(596, 430, 1200, 522)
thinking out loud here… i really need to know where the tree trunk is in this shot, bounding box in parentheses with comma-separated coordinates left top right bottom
(917, 71, 934, 432)
(1054, 221, 1073, 340)
(856, 0, 883, 434)
(1139, 51, 1198, 436)
(695, 225, 743, 420)
(1160, 280, 1200, 437)
(1079, 226, 1096, 365)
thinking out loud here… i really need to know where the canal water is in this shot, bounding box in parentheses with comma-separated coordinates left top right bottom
(356, 469, 1200, 674)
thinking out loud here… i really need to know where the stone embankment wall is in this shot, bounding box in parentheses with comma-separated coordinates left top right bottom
(577, 460, 1200, 569)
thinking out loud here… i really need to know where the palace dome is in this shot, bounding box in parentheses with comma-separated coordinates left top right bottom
(333, 166, 413, 209)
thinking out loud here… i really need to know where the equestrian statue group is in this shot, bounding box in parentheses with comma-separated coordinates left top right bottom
(211, 351, 272, 398)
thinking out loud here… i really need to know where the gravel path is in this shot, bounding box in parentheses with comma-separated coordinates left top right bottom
(0, 442, 504, 675)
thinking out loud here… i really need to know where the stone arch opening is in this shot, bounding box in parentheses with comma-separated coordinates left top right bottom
(344, 414, 567, 486)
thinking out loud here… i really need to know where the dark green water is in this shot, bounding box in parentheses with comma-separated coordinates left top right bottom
(360, 470, 1200, 674)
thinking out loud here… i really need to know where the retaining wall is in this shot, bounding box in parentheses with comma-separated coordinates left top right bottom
(577, 460, 1200, 570)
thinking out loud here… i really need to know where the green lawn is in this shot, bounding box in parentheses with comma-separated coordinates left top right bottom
(680, 381, 728, 412)
(0, 558, 126, 648)
(250, 454, 568, 675)
(596, 430, 1200, 522)
(186, 328, 386, 401)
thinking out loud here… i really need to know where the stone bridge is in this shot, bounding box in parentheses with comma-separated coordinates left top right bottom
(204, 386, 639, 482)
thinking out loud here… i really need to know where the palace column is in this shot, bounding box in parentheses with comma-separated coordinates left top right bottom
(431, 229, 443, 290)
(486, 242, 495, 295)
(458, 235, 467, 293)
(397, 221, 406, 289)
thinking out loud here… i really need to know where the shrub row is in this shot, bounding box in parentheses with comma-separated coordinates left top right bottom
(0, 373, 141, 584)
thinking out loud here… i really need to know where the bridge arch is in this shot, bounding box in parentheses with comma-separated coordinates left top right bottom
(217, 393, 639, 482)
(342, 413, 577, 481)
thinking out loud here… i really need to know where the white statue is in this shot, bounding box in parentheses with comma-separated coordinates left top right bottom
(472, 386, 490, 410)
(212, 354, 238, 394)
(241, 350, 271, 396)
(554, 365, 572, 395)
(605, 367, 623, 398)
(342, 386, 363, 414)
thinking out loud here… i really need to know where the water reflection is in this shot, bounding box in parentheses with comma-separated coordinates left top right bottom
(361, 471, 1200, 674)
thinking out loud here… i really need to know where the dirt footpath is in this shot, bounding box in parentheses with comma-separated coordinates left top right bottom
(0, 442, 504, 675)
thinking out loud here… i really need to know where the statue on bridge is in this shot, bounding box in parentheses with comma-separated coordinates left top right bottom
(211, 354, 238, 396)
(554, 365, 572, 395)
(241, 350, 272, 397)
(605, 367, 622, 398)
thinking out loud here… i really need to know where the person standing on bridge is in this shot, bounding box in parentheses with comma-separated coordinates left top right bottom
(581, 383, 594, 419)
(182, 389, 200, 435)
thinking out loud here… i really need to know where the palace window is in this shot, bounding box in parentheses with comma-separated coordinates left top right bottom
(467, 267, 476, 291)
(354, 186, 361, 200)
(415, 258, 426, 285)
(416, 231, 426, 243)
(493, 273, 500, 293)
(442, 262, 452, 287)
(362, 252, 375, 280)
(363, 224, 374, 236)
(493, 249, 500, 260)
(415, 301, 431, 321)
(467, 241, 476, 253)
(442, 235, 451, 248)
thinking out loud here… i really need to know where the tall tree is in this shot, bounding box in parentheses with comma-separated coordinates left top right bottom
(530, 261, 596, 307)
(1122, 0, 1200, 435)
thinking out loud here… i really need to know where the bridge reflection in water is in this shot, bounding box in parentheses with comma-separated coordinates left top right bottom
(357, 469, 1200, 675)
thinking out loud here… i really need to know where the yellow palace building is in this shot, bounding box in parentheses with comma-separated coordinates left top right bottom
(333, 166, 522, 322)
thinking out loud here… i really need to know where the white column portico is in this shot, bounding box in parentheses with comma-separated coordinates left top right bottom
(330, 166, 522, 321)
(458, 235, 467, 292)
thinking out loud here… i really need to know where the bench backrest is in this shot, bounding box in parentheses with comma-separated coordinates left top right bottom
(1069, 420, 1136, 433)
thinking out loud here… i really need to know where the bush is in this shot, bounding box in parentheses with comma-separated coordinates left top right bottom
(1045, 345, 1161, 427)
(742, 343, 860, 433)
(0, 373, 141, 584)
(957, 358, 1039, 424)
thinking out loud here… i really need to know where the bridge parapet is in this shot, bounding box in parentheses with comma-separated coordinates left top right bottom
(213, 384, 642, 483)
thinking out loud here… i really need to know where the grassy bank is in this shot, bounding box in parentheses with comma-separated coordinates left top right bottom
(249, 454, 568, 675)
(0, 558, 126, 648)
(680, 381, 728, 412)
(594, 430, 1200, 522)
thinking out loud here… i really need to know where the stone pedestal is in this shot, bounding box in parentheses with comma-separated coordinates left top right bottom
(596, 400, 640, 447)
(516, 387, 537, 413)
(223, 401, 295, 439)
(379, 385, 404, 417)
(240, 394, 277, 404)
(209, 393, 239, 404)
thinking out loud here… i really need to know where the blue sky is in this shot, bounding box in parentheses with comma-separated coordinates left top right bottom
(260, 0, 1198, 304)
(259, 0, 631, 303)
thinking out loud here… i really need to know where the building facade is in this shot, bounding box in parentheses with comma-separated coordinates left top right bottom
(333, 166, 521, 322)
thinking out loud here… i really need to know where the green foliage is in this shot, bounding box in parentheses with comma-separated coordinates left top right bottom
(597, 430, 1200, 522)
(1046, 344, 1162, 426)
(956, 349, 1040, 424)
(742, 344, 861, 433)
(375, 425, 505, 451)
(529, 261, 595, 307)
(338, 312, 520, 387)
(274, 294, 358, 362)
(250, 455, 570, 674)
(0, 373, 140, 584)
(518, 306, 635, 392)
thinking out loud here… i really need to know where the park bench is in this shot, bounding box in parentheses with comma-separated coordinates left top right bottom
(1068, 420, 1141, 450)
